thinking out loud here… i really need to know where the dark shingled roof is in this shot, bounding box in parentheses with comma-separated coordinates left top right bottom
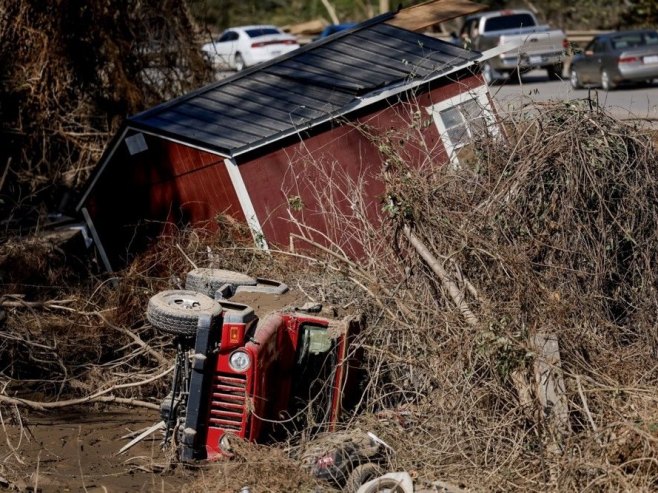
(129, 15, 480, 158)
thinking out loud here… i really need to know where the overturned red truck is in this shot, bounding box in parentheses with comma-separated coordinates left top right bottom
(146, 269, 361, 460)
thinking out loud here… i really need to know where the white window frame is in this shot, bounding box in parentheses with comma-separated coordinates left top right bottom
(426, 85, 497, 167)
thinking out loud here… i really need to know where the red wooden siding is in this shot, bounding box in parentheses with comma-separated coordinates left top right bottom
(240, 75, 483, 254)
(87, 74, 487, 263)
(87, 135, 243, 264)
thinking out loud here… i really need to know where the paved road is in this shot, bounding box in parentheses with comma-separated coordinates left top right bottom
(490, 71, 658, 121)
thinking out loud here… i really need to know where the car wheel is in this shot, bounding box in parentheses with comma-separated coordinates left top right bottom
(146, 290, 221, 336)
(234, 53, 245, 71)
(186, 268, 257, 298)
(570, 68, 582, 89)
(346, 463, 384, 493)
(601, 69, 616, 91)
(547, 63, 563, 81)
(508, 67, 522, 84)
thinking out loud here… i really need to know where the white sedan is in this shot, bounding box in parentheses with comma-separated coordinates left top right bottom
(201, 25, 300, 71)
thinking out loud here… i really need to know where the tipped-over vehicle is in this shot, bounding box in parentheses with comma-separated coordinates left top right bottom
(146, 269, 361, 461)
(570, 30, 658, 90)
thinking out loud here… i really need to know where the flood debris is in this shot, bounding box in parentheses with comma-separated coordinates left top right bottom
(3, 98, 658, 492)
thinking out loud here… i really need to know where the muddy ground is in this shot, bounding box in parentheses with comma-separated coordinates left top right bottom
(1, 289, 308, 493)
(2, 408, 191, 492)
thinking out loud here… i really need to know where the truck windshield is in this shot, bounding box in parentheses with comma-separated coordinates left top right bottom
(484, 14, 536, 32)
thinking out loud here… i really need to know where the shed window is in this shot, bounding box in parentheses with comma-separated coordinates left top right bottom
(439, 99, 486, 147)
(426, 86, 497, 166)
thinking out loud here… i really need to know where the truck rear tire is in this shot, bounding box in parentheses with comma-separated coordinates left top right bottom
(147, 290, 221, 336)
(546, 63, 563, 80)
(482, 62, 496, 85)
(186, 268, 257, 297)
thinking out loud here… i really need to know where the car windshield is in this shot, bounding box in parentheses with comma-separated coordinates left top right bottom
(245, 27, 281, 38)
(611, 31, 658, 50)
(484, 14, 536, 32)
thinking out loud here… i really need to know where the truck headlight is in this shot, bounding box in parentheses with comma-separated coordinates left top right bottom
(219, 434, 233, 453)
(229, 350, 251, 372)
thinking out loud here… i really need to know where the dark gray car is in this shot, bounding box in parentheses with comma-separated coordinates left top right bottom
(570, 30, 658, 90)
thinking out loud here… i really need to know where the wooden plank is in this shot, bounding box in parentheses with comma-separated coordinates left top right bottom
(386, 0, 487, 32)
(532, 331, 570, 485)
(532, 332, 570, 435)
(282, 19, 328, 36)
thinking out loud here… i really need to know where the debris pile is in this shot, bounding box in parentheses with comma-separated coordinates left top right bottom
(0, 0, 210, 229)
(2, 98, 658, 492)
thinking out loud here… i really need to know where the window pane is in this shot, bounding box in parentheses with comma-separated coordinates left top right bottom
(440, 107, 464, 129)
(462, 100, 487, 136)
(246, 28, 281, 37)
(484, 14, 535, 32)
(441, 98, 487, 145)
(447, 124, 468, 144)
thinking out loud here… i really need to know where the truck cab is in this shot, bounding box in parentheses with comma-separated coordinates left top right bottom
(146, 288, 361, 461)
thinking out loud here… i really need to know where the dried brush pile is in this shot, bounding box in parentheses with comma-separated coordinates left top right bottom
(327, 100, 658, 491)
(0, 223, 264, 406)
(0, 0, 210, 228)
(3, 96, 658, 492)
(176, 101, 658, 492)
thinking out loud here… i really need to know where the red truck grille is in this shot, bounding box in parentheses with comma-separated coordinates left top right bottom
(208, 373, 247, 432)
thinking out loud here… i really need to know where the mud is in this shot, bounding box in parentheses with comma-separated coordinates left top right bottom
(0, 407, 201, 492)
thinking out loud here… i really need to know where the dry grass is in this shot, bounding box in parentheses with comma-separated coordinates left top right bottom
(0, 0, 211, 234)
(2, 99, 658, 492)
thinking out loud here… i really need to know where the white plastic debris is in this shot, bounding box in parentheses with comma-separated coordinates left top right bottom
(356, 471, 413, 493)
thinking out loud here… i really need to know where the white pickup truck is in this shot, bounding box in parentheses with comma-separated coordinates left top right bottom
(460, 10, 568, 83)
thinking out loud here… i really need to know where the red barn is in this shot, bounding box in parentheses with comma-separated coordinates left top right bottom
(77, 12, 497, 269)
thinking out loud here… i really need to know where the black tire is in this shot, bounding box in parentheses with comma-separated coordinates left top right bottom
(570, 68, 582, 89)
(234, 53, 245, 71)
(601, 69, 616, 91)
(185, 268, 257, 297)
(547, 63, 563, 81)
(346, 463, 384, 493)
(147, 290, 221, 336)
(508, 67, 522, 84)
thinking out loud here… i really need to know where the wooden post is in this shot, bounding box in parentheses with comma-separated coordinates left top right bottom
(532, 332, 570, 435)
(532, 331, 570, 485)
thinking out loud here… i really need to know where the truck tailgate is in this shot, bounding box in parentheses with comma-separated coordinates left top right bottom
(499, 30, 565, 57)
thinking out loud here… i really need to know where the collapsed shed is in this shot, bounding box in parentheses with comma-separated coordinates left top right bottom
(77, 10, 499, 269)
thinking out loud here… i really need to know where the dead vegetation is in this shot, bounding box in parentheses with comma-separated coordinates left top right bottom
(212, 98, 658, 492)
(1, 1, 655, 491)
(301, 98, 658, 492)
(0, 0, 211, 231)
(3, 92, 658, 490)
